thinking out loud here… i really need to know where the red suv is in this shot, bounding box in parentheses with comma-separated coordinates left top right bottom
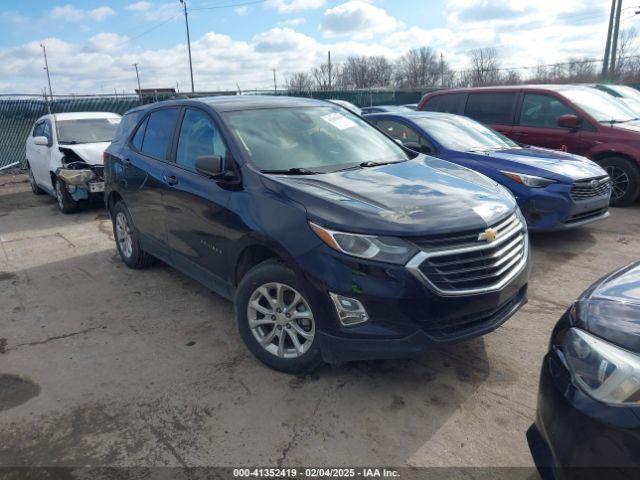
(418, 85, 640, 206)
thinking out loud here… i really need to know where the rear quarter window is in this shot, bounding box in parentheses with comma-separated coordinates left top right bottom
(465, 93, 516, 125)
(139, 108, 179, 160)
(113, 111, 142, 142)
(423, 93, 466, 114)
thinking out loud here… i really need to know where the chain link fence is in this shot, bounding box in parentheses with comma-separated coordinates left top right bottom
(0, 89, 432, 169)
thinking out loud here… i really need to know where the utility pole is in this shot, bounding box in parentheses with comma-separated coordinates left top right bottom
(40, 43, 53, 100)
(610, 0, 624, 79)
(179, 0, 195, 93)
(440, 52, 445, 87)
(272, 68, 277, 94)
(602, 0, 617, 80)
(132, 63, 142, 99)
(328, 50, 332, 90)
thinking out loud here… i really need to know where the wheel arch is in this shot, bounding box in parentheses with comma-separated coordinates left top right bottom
(234, 244, 284, 286)
(590, 150, 640, 172)
(106, 190, 124, 215)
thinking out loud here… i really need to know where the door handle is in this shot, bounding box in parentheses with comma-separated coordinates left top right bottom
(163, 174, 178, 186)
(122, 157, 132, 165)
(513, 131, 528, 136)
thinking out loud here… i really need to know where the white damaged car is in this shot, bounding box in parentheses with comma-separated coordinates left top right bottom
(25, 112, 121, 213)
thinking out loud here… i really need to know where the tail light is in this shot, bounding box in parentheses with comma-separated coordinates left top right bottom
(103, 151, 109, 163)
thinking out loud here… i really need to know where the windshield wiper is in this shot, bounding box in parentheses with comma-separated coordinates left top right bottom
(359, 159, 403, 167)
(261, 167, 321, 175)
(599, 118, 639, 125)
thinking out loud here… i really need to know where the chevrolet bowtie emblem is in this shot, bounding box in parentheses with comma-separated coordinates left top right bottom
(478, 228, 497, 242)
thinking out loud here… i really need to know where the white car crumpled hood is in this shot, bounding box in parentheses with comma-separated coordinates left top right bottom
(61, 142, 111, 166)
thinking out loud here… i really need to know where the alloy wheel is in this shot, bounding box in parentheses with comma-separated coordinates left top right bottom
(115, 212, 133, 259)
(605, 165, 630, 200)
(247, 282, 315, 359)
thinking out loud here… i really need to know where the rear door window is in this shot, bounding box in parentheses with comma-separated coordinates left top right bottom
(519, 93, 577, 128)
(140, 108, 179, 160)
(465, 93, 516, 124)
(424, 93, 466, 114)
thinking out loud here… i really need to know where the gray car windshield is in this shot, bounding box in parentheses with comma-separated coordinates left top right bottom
(413, 115, 518, 152)
(561, 88, 638, 123)
(224, 106, 407, 173)
(57, 118, 120, 144)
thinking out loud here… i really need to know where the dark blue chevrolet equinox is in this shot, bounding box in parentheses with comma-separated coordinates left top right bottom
(104, 96, 530, 373)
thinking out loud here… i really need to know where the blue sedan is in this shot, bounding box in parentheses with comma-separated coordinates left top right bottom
(365, 111, 613, 231)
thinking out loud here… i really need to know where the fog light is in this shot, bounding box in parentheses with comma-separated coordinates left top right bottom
(329, 293, 369, 326)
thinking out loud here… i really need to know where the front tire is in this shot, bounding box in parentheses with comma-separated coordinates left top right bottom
(54, 177, 79, 214)
(111, 200, 156, 269)
(235, 260, 323, 374)
(599, 156, 640, 207)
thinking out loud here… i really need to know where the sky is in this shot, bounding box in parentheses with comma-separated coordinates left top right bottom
(0, 0, 630, 95)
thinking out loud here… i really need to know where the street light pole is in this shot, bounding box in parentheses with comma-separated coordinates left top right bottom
(272, 68, 277, 94)
(180, 0, 195, 93)
(132, 63, 142, 100)
(40, 43, 53, 100)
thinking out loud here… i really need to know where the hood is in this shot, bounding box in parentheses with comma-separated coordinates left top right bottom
(260, 156, 517, 236)
(574, 261, 640, 353)
(605, 119, 640, 135)
(465, 147, 607, 182)
(59, 142, 110, 166)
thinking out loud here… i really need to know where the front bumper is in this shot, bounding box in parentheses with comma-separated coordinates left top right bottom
(529, 348, 640, 478)
(515, 184, 610, 232)
(293, 243, 530, 363)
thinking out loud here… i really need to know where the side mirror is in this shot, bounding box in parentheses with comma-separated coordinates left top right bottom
(195, 155, 224, 177)
(403, 141, 433, 155)
(558, 114, 581, 129)
(34, 136, 50, 146)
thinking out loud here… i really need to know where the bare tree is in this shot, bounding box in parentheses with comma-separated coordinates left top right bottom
(394, 47, 440, 88)
(466, 48, 501, 86)
(613, 28, 639, 81)
(287, 72, 315, 93)
(342, 56, 371, 89)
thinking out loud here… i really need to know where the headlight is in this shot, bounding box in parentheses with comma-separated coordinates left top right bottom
(500, 170, 556, 188)
(562, 328, 640, 405)
(309, 222, 418, 264)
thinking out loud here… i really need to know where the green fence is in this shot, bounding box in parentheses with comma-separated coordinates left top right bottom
(0, 89, 433, 169)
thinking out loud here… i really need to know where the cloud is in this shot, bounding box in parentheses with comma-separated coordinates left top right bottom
(320, 1, 401, 37)
(90, 7, 115, 21)
(127, 1, 153, 11)
(278, 17, 306, 26)
(86, 33, 129, 52)
(50, 4, 115, 22)
(265, 0, 326, 14)
(253, 28, 316, 53)
(126, 1, 180, 21)
(234, 6, 250, 16)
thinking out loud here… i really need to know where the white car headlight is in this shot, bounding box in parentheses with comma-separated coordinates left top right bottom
(562, 328, 640, 405)
(501, 170, 556, 188)
(309, 222, 418, 265)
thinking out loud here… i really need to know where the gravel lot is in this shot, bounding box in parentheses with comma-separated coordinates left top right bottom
(1, 173, 639, 471)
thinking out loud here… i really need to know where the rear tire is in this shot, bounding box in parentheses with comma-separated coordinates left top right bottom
(111, 200, 156, 269)
(27, 164, 44, 195)
(235, 259, 324, 374)
(599, 156, 640, 207)
(54, 177, 79, 214)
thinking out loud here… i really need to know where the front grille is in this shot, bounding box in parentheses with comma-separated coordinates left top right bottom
(571, 176, 611, 201)
(564, 207, 608, 225)
(407, 213, 527, 295)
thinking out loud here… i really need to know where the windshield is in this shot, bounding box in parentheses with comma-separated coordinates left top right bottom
(561, 88, 638, 123)
(607, 85, 640, 102)
(413, 115, 518, 151)
(56, 118, 121, 144)
(224, 106, 407, 172)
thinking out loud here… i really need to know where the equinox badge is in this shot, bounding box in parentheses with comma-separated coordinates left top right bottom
(478, 228, 498, 242)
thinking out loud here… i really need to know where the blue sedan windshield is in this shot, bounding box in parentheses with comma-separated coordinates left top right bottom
(413, 115, 518, 152)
